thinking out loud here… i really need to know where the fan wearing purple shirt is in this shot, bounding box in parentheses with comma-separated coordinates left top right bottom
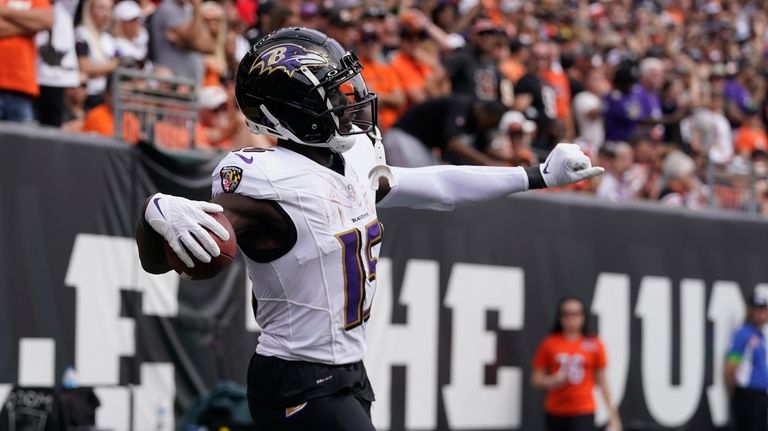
(603, 63, 642, 142)
(633, 58, 664, 122)
(722, 65, 755, 128)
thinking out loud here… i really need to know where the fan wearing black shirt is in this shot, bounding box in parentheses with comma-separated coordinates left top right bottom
(513, 41, 556, 155)
(442, 20, 507, 102)
(383, 95, 508, 167)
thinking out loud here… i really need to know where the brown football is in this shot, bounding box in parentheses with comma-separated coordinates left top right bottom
(163, 212, 237, 280)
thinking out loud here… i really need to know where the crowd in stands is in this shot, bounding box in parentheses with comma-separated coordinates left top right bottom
(1, 0, 768, 212)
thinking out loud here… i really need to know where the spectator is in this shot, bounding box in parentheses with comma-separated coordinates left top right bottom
(384, 96, 507, 167)
(200, 1, 228, 85)
(81, 99, 140, 143)
(681, 90, 733, 165)
(659, 77, 688, 148)
(75, 0, 118, 110)
(431, 1, 458, 33)
(733, 104, 768, 160)
(563, 45, 596, 98)
(499, 37, 528, 84)
(595, 142, 644, 202)
(658, 150, 703, 208)
(633, 57, 664, 127)
(513, 41, 556, 155)
(81, 74, 139, 142)
(632, 135, 664, 201)
(35, 0, 79, 127)
(150, 0, 215, 85)
(722, 62, 754, 128)
(298, 3, 322, 30)
(326, 8, 357, 51)
(243, 1, 297, 45)
(532, 297, 621, 431)
(232, 0, 253, 28)
(357, 25, 405, 132)
(495, 110, 538, 167)
(725, 290, 768, 431)
(390, 17, 449, 107)
(359, 6, 386, 38)
(540, 42, 574, 140)
(196, 84, 267, 149)
(603, 63, 641, 143)
(0, 0, 53, 122)
(61, 74, 87, 131)
(572, 67, 608, 155)
(400, 8, 466, 53)
(112, 0, 148, 67)
(443, 19, 507, 102)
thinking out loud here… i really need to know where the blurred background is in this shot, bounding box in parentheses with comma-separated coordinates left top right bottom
(2, 0, 768, 430)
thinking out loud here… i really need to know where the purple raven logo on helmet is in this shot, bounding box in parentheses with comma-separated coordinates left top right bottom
(248, 43, 329, 78)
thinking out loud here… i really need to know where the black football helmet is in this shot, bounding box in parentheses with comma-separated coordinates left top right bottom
(235, 27, 378, 152)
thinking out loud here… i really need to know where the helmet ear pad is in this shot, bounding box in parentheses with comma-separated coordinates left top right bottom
(264, 100, 337, 144)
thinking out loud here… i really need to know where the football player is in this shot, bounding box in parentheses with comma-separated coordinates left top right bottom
(136, 28, 603, 430)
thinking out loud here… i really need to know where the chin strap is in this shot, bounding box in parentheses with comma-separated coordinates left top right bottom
(259, 105, 305, 144)
(367, 126, 398, 191)
(256, 104, 357, 153)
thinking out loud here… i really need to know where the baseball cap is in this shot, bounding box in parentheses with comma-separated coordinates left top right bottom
(360, 23, 379, 43)
(499, 111, 536, 135)
(709, 63, 727, 79)
(113, 1, 142, 21)
(199, 86, 228, 110)
(362, 6, 386, 19)
(748, 291, 768, 308)
(329, 8, 355, 28)
(399, 13, 428, 39)
(470, 19, 502, 35)
(300, 2, 319, 17)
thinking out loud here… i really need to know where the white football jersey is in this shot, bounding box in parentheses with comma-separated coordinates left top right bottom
(211, 136, 382, 365)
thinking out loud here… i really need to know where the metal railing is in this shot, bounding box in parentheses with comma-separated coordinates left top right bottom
(112, 68, 199, 150)
(706, 159, 764, 215)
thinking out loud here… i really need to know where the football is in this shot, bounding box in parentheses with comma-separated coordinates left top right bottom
(163, 212, 237, 280)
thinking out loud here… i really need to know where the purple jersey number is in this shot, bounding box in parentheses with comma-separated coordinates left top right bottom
(335, 220, 382, 330)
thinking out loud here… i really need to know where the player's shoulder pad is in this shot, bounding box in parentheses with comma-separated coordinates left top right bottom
(211, 147, 281, 200)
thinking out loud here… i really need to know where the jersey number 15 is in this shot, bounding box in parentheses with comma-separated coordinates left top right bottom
(336, 219, 382, 331)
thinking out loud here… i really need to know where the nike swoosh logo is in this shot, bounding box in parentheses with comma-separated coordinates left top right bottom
(152, 197, 166, 219)
(543, 160, 551, 174)
(236, 154, 253, 164)
(285, 402, 308, 418)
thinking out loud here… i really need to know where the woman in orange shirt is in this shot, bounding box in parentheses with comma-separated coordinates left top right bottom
(532, 297, 621, 431)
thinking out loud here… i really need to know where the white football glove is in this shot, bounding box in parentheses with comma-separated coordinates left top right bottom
(144, 193, 230, 268)
(540, 143, 604, 187)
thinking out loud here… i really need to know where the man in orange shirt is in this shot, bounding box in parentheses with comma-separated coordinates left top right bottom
(539, 42, 573, 140)
(357, 26, 406, 131)
(733, 104, 768, 159)
(389, 19, 449, 107)
(0, 0, 53, 122)
(81, 102, 141, 144)
(532, 297, 621, 431)
(82, 77, 140, 143)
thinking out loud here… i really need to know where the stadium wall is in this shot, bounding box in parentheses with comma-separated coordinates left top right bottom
(0, 124, 764, 430)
